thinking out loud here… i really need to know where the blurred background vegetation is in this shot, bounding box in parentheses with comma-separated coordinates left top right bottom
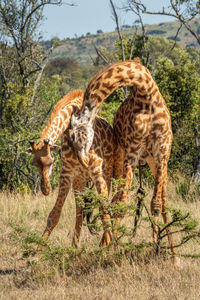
(0, 0, 200, 200)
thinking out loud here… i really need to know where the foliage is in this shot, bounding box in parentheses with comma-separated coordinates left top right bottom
(44, 57, 101, 91)
(154, 52, 200, 173)
(125, 1, 200, 45)
(147, 29, 166, 35)
(49, 18, 200, 65)
(99, 89, 125, 125)
(0, 76, 62, 190)
(0, 0, 200, 192)
(114, 33, 148, 61)
(8, 182, 200, 278)
(0, 1, 75, 191)
(167, 36, 181, 41)
(102, 36, 200, 177)
(0, 0, 64, 89)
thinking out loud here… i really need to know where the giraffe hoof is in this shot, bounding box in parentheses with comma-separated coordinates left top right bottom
(172, 256, 181, 268)
(100, 232, 112, 247)
(28, 255, 40, 264)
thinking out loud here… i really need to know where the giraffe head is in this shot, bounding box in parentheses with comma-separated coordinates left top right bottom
(28, 139, 60, 195)
(70, 106, 94, 168)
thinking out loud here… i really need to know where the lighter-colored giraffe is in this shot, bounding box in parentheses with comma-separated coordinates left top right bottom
(28, 90, 114, 247)
(70, 59, 175, 256)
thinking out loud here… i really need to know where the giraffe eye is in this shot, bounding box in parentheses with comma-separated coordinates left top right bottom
(71, 133, 75, 142)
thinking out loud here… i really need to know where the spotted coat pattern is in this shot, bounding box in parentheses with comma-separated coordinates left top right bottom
(71, 59, 175, 255)
(29, 90, 114, 247)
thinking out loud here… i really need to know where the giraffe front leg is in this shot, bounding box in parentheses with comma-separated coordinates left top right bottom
(96, 177, 111, 247)
(38, 172, 71, 252)
(89, 154, 111, 246)
(72, 176, 87, 248)
(72, 204, 83, 248)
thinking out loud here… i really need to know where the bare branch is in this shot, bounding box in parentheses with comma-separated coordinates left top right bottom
(110, 0, 127, 97)
(160, 232, 200, 249)
(110, 0, 125, 61)
(159, 213, 190, 235)
(125, 0, 200, 45)
(94, 45, 110, 65)
(129, 27, 138, 60)
(21, 1, 62, 34)
(31, 47, 54, 103)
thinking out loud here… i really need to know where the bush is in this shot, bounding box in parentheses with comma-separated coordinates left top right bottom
(147, 30, 166, 35)
(167, 36, 181, 41)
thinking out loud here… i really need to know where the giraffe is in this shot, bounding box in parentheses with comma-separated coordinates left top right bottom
(70, 59, 175, 256)
(28, 90, 114, 248)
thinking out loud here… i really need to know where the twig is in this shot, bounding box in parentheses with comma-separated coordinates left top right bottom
(109, 0, 127, 98)
(94, 45, 109, 65)
(159, 213, 190, 234)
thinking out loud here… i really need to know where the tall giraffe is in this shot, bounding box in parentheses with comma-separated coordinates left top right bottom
(70, 59, 175, 255)
(28, 90, 114, 247)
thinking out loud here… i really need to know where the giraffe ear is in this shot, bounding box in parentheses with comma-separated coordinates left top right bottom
(29, 141, 37, 152)
(71, 111, 79, 128)
(26, 147, 33, 154)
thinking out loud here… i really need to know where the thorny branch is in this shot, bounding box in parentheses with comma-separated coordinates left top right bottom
(142, 202, 200, 253)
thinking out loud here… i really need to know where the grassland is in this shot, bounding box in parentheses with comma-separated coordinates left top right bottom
(0, 179, 200, 300)
(50, 17, 200, 65)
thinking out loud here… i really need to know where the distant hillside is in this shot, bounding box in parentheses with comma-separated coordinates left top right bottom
(48, 17, 200, 65)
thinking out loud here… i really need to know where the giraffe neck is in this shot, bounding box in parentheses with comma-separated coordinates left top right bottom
(40, 90, 83, 145)
(80, 60, 158, 123)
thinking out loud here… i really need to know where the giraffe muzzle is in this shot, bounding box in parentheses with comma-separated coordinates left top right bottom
(41, 177, 51, 196)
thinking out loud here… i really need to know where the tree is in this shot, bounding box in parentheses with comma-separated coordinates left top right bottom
(0, 0, 76, 190)
(0, 1, 75, 93)
(154, 52, 200, 175)
(124, 0, 200, 45)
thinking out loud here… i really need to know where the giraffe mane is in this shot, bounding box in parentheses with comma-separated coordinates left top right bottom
(41, 89, 83, 140)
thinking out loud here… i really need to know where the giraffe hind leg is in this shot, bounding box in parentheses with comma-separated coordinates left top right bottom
(145, 155, 175, 256)
(161, 173, 176, 256)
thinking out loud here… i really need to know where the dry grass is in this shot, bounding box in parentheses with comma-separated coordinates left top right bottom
(0, 182, 200, 300)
